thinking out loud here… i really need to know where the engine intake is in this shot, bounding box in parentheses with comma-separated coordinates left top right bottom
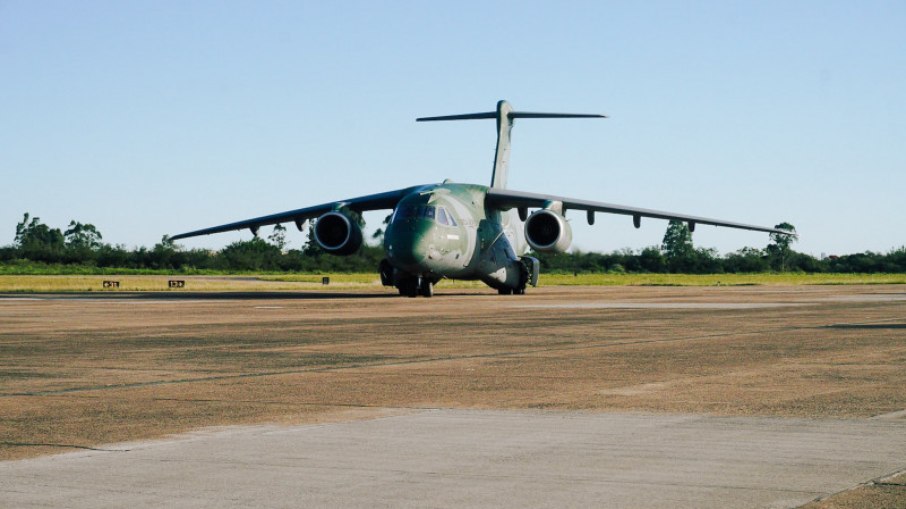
(525, 209, 572, 253)
(313, 211, 363, 255)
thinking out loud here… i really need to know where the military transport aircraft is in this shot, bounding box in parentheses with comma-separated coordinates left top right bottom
(172, 100, 792, 297)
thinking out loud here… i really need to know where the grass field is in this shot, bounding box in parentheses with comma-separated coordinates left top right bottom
(0, 272, 904, 293)
(0, 274, 382, 293)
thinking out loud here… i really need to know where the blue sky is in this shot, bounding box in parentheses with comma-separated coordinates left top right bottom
(1, 1, 903, 256)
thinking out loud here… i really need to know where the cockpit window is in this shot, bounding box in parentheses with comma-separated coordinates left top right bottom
(394, 205, 457, 226)
(394, 205, 436, 221)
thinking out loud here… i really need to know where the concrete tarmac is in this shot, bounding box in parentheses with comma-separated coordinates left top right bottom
(3, 409, 905, 508)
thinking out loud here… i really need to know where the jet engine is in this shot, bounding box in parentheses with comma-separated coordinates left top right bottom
(313, 211, 363, 255)
(524, 209, 572, 253)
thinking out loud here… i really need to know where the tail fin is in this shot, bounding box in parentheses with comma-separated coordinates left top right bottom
(417, 100, 605, 189)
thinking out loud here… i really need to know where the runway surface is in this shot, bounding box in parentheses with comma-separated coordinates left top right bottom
(2, 284, 906, 507)
(2, 409, 905, 508)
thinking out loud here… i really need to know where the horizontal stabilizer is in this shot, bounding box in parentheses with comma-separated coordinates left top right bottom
(417, 112, 497, 122)
(417, 100, 607, 189)
(416, 111, 606, 122)
(510, 112, 606, 119)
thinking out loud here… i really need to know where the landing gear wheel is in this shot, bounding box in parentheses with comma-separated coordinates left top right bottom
(398, 279, 419, 297)
(513, 287, 526, 295)
(498, 288, 513, 295)
(418, 279, 434, 297)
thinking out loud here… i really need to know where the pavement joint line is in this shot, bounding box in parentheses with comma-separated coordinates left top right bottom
(0, 316, 895, 398)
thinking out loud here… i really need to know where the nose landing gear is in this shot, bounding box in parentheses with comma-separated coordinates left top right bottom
(386, 263, 436, 298)
(399, 277, 434, 297)
(381, 259, 423, 297)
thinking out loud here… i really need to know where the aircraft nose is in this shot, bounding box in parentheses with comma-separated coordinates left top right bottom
(386, 223, 429, 271)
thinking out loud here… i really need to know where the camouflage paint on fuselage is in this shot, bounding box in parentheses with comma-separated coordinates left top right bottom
(384, 182, 528, 289)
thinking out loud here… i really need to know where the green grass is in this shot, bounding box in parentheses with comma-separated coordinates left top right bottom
(537, 272, 906, 286)
(0, 275, 382, 293)
(0, 262, 295, 276)
(264, 272, 906, 286)
(0, 272, 903, 293)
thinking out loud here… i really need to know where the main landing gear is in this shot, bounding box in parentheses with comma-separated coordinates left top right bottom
(419, 278, 434, 297)
(496, 256, 536, 295)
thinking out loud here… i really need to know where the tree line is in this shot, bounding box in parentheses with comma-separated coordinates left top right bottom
(2, 213, 904, 274)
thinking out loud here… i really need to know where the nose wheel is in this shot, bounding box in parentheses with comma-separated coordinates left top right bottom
(498, 287, 525, 295)
(397, 276, 434, 297)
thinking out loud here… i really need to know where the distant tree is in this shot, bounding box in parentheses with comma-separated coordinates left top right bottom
(64, 221, 103, 250)
(371, 213, 393, 245)
(662, 220, 694, 272)
(161, 234, 176, 248)
(724, 247, 769, 273)
(14, 213, 65, 261)
(13, 212, 33, 246)
(267, 224, 287, 251)
(148, 235, 180, 269)
(888, 246, 906, 272)
(96, 243, 132, 268)
(787, 251, 823, 273)
(638, 246, 667, 273)
(15, 213, 63, 248)
(302, 221, 322, 256)
(691, 247, 722, 273)
(766, 222, 797, 271)
(219, 237, 282, 271)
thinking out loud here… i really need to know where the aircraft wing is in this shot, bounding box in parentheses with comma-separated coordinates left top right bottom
(170, 186, 420, 240)
(486, 188, 794, 235)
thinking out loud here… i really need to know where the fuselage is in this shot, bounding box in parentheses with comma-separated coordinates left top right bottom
(383, 182, 527, 288)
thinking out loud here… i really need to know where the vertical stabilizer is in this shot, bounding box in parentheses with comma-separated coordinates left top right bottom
(416, 100, 605, 190)
(491, 100, 513, 189)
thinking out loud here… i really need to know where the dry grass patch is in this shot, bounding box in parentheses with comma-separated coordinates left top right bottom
(800, 471, 906, 509)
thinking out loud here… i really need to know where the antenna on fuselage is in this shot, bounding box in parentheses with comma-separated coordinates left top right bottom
(417, 100, 606, 189)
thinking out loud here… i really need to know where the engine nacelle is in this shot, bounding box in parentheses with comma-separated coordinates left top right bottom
(313, 211, 363, 255)
(524, 209, 572, 253)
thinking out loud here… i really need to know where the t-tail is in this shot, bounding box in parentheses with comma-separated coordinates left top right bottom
(417, 100, 606, 189)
